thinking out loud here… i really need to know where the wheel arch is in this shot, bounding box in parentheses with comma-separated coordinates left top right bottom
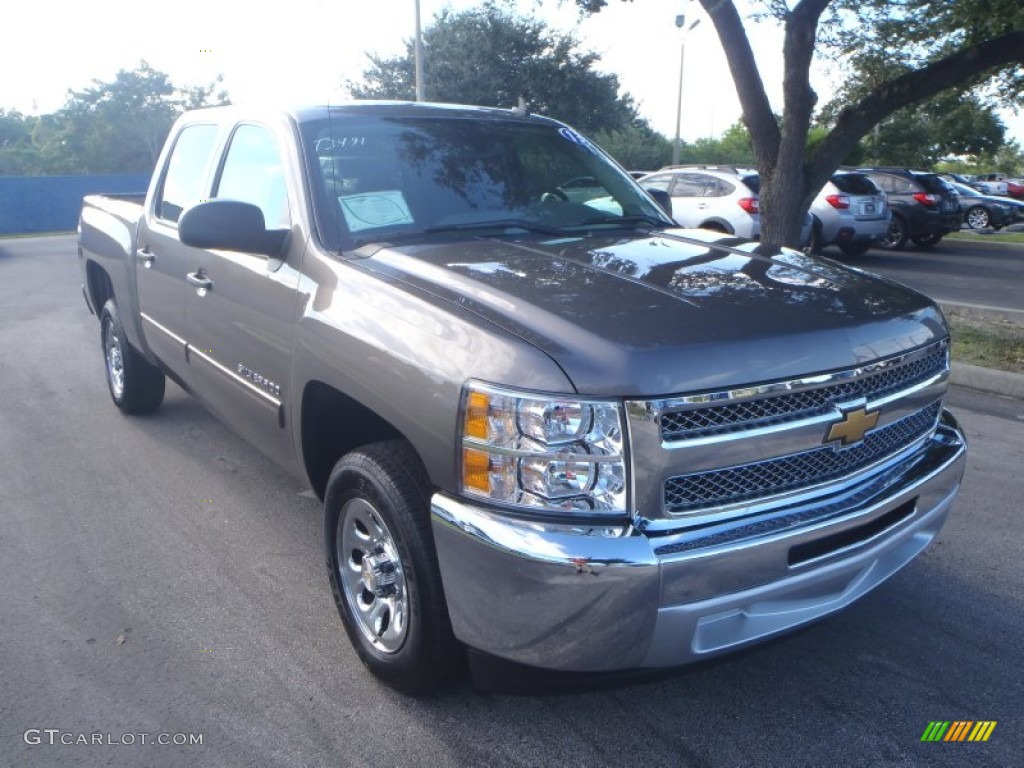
(300, 380, 420, 501)
(85, 260, 114, 316)
(698, 218, 734, 234)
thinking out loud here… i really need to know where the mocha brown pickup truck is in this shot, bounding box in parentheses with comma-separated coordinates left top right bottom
(79, 103, 966, 693)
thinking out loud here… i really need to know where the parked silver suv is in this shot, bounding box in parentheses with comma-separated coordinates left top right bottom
(809, 172, 890, 257)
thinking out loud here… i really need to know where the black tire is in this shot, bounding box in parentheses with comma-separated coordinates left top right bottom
(878, 215, 908, 250)
(912, 232, 944, 248)
(100, 299, 165, 414)
(838, 241, 872, 257)
(965, 206, 991, 229)
(324, 440, 459, 694)
(809, 217, 827, 254)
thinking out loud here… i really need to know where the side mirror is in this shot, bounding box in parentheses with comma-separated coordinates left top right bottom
(179, 200, 286, 257)
(644, 187, 674, 218)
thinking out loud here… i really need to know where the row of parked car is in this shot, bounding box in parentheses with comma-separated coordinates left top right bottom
(957, 172, 1024, 200)
(631, 165, 1024, 257)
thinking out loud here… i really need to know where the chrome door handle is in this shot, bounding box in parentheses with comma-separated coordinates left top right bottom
(186, 271, 213, 293)
(137, 248, 155, 268)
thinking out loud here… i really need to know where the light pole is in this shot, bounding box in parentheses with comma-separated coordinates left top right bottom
(414, 0, 425, 101)
(672, 13, 701, 166)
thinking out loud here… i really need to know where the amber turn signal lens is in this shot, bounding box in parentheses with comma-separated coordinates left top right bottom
(462, 447, 491, 493)
(464, 391, 490, 440)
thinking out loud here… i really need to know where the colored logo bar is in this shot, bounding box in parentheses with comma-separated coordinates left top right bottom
(921, 721, 997, 742)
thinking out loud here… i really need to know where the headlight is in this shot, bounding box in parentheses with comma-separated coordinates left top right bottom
(459, 382, 627, 516)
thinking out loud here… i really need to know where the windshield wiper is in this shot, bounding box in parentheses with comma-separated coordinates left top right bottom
(422, 219, 571, 237)
(567, 214, 670, 231)
(348, 219, 569, 248)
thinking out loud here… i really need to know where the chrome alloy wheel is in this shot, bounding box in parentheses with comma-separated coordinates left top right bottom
(337, 497, 409, 654)
(103, 320, 125, 399)
(966, 206, 991, 229)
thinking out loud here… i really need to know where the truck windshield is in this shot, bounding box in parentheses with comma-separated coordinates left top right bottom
(300, 114, 671, 250)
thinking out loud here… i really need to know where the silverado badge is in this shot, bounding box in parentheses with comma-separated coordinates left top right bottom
(825, 406, 880, 447)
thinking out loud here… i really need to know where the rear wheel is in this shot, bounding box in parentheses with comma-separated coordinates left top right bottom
(878, 215, 908, 250)
(838, 241, 872, 257)
(324, 440, 459, 694)
(100, 299, 165, 414)
(965, 206, 991, 229)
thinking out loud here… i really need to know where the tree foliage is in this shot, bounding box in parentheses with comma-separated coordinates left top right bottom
(594, 122, 672, 170)
(937, 139, 1024, 177)
(350, 3, 638, 135)
(852, 93, 1005, 168)
(0, 63, 228, 176)
(677, 121, 756, 166)
(818, 35, 1009, 167)
(578, 0, 1024, 248)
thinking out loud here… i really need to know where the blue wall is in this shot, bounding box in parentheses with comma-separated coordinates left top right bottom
(0, 174, 150, 235)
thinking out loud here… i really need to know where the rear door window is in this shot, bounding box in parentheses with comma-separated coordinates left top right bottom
(155, 124, 219, 223)
(671, 174, 708, 198)
(705, 178, 735, 197)
(870, 174, 914, 194)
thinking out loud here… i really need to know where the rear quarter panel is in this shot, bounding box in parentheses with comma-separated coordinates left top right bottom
(79, 194, 148, 351)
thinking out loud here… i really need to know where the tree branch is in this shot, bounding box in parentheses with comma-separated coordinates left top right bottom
(698, 0, 779, 167)
(809, 30, 1024, 184)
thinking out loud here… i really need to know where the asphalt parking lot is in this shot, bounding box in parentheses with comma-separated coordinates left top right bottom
(1, 236, 1021, 767)
(823, 236, 1024, 311)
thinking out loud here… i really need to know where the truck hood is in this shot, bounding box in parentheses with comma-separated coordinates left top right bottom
(359, 229, 946, 397)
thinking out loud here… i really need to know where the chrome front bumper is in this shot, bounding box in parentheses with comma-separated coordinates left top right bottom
(430, 410, 966, 672)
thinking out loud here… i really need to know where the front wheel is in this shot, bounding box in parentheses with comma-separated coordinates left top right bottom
(100, 299, 165, 414)
(878, 216, 908, 250)
(324, 440, 459, 694)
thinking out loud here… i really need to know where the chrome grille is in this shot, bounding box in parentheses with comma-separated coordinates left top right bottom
(660, 343, 946, 442)
(663, 403, 941, 514)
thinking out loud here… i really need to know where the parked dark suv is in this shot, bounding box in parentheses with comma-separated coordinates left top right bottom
(857, 168, 962, 250)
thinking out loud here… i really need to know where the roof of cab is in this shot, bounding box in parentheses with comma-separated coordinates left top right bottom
(178, 101, 558, 127)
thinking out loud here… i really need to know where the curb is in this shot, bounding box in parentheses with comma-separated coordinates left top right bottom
(942, 237, 1024, 252)
(940, 301, 1024, 327)
(950, 362, 1024, 400)
(942, 302, 1024, 399)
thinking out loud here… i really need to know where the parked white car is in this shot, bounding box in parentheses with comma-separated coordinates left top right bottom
(640, 165, 812, 244)
(640, 166, 761, 239)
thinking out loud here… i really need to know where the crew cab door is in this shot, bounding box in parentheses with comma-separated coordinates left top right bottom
(181, 123, 303, 467)
(136, 123, 221, 372)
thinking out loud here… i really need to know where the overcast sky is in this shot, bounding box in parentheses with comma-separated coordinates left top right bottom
(3, 0, 1021, 147)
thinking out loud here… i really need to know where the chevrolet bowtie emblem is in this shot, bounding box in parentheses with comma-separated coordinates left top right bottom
(826, 406, 880, 446)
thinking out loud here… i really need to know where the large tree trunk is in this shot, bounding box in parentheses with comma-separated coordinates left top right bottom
(700, 0, 829, 250)
(758, 1, 828, 249)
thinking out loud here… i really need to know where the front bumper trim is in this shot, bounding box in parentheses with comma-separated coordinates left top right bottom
(430, 411, 966, 672)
